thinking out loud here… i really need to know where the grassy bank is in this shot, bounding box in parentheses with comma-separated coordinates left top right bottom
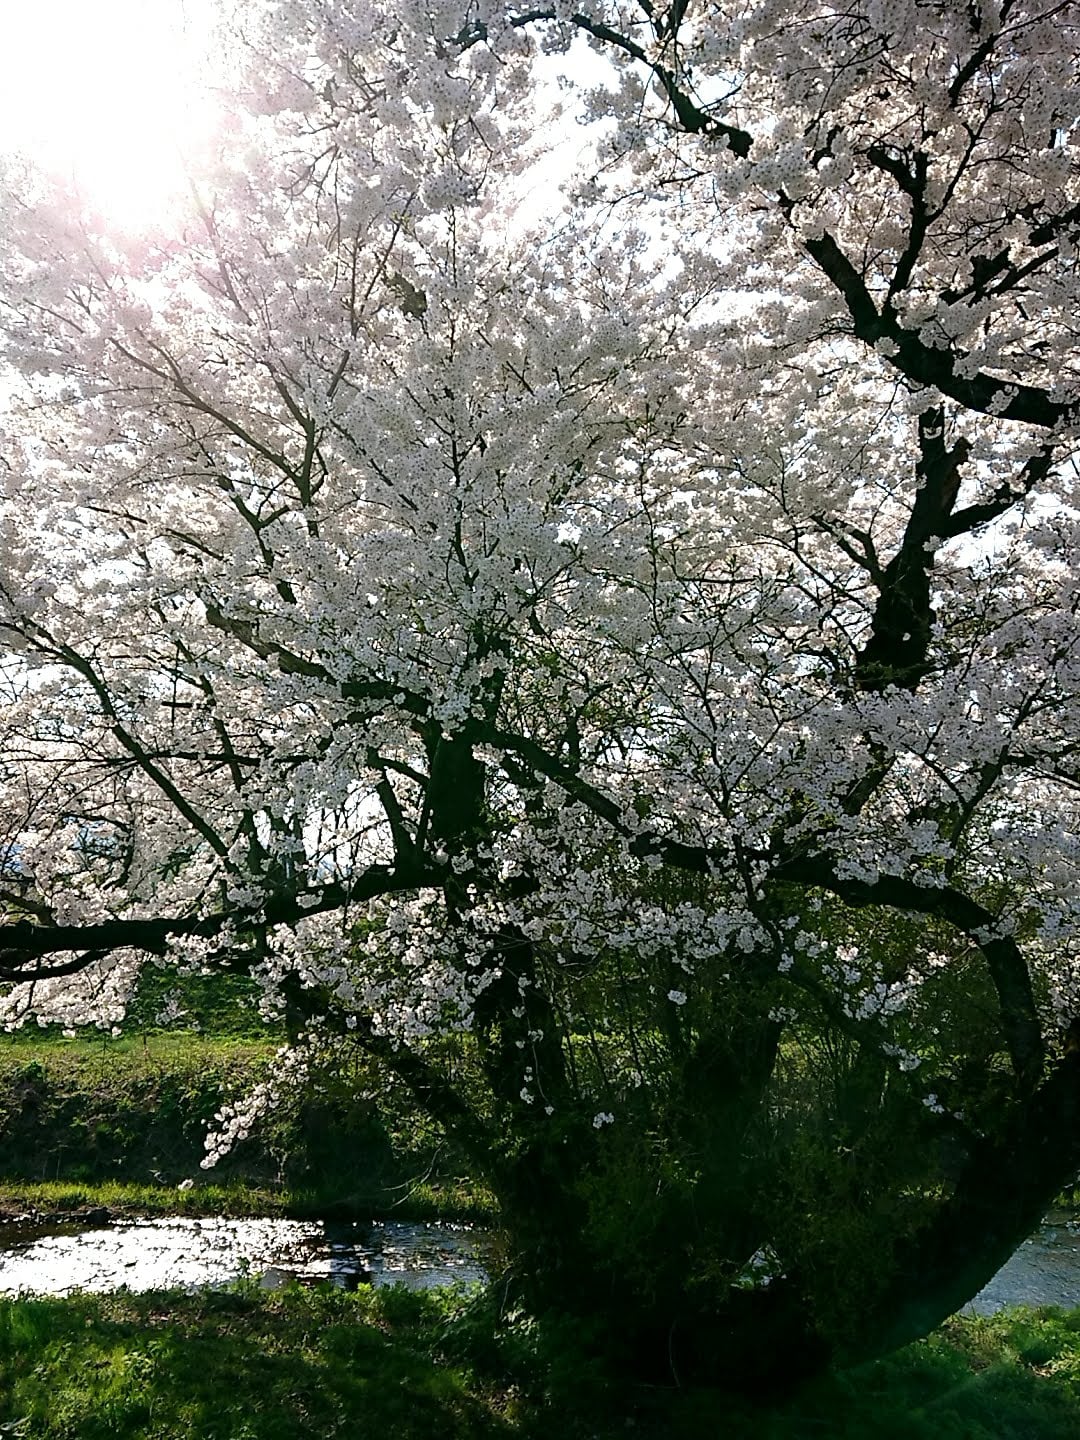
(0, 1285, 1079, 1439)
(0, 1033, 281, 1188)
(0, 1031, 494, 1222)
(0, 1175, 498, 1224)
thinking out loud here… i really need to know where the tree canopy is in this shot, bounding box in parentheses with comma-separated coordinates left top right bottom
(0, 0, 1078, 1390)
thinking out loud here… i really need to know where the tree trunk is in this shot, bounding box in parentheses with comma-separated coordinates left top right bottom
(850, 1048, 1080, 1362)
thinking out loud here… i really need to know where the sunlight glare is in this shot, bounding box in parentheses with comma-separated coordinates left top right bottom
(0, 0, 221, 226)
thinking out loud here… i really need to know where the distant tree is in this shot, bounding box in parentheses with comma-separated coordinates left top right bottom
(0, 0, 1078, 1391)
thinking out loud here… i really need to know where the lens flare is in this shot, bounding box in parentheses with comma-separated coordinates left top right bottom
(0, 0, 221, 226)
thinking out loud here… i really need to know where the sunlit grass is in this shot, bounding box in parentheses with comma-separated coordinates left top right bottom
(3, 1030, 1077, 1433)
(0, 1029, 278, 1065)
(0, 1286, 508, 1440)
(1, 1288, 1080, 1439)
(0, 1175, 499, 1224)
(0, 1028, 498, 1222)
(0, 1033, 282, 1191)
(0, 1179, 289, 1218)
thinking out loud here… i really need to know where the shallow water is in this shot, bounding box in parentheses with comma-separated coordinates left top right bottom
(1, 1211, 1078, 1312)
(965, 1218, 1080, 1315)
(0, 1215, 488, 1296)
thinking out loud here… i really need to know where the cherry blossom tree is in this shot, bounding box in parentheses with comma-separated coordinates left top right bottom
(1, 0, 1079, 1390)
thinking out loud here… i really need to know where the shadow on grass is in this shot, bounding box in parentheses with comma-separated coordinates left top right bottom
(0, 1287, 510, 1440)
(632, 1308, 1080, 1440)
(2, 1288, 1080, 1439)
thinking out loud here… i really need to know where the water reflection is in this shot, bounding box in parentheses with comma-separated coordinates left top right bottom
(0, 1215, 489, 1296)
(2, 1211, 1079, 1314)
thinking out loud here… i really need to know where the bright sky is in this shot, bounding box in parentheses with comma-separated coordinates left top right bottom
(0, 1, 618, 240)
(0, 0, 220, 225)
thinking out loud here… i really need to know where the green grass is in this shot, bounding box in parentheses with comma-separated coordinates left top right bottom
(0, 1175, 499, 1223)
(0, 1030, 275, 1058)
(778, 1307, 1080, 1440)
(0, 1030, 497, 1222)
(0, 1179, 294, 1219)
(1, 1287, 1080, 1438)
(0, 1285, 508, 1440)
(0, 1033, 281, 1187)
(3, 1023, 1076, 1433)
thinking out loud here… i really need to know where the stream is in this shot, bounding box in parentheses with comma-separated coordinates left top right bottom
(963, 1217, 1080, 1316)
(0, 1215, 489, 1296)
(0, 1211, 1078, 1315)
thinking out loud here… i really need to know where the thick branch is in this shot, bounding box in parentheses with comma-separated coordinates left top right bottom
(0, 859, 441, 979)
(803, 232, 1072, 428)
(854, 407, 971, 691)
(773, 855, 1045, 1092)
(483, 723, 726, 874)
(470, 11, 752, 156)
(855, 1045, 1080, 1360)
